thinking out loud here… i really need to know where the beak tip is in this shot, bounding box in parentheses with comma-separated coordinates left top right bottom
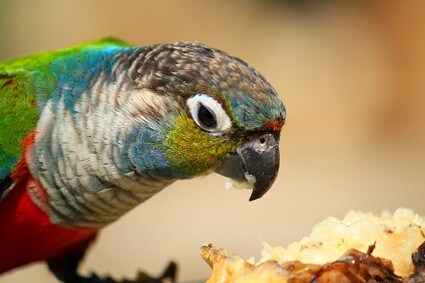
(249, 191, 263, 202)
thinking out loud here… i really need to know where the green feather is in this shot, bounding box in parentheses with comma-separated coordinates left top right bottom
(163, 114, 242, 176)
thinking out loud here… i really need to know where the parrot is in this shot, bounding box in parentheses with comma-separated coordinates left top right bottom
(0, 37, 286, 282)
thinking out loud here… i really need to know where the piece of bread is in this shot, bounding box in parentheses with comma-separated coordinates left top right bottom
(201, 208, 425, 282)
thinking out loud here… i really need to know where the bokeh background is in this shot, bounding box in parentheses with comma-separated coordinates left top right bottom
(1, 0, 424, 282)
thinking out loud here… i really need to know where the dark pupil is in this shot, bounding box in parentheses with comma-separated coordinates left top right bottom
(198, 104, 217, 128)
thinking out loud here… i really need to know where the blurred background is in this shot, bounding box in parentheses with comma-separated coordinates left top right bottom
(1, 0, 424, 282)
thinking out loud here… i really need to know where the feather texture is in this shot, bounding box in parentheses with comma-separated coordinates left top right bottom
(0, 37, 130, 181)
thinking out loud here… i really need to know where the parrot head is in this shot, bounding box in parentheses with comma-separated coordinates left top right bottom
(126, 42, 286, 201)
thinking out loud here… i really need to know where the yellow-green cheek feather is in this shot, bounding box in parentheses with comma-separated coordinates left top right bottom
(164, 114, 241, 177)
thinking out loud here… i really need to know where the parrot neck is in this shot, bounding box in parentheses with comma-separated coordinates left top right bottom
(27, 118, 174, 227)
(25, 50, 178, 228)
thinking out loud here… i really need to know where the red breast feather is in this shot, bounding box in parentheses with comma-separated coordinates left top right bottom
(0, 133, 98, 274)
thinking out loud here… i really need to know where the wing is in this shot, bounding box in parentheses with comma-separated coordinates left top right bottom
(0, 37, 131, 190)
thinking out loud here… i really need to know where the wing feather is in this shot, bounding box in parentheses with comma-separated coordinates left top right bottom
(0, 37, 131, 185)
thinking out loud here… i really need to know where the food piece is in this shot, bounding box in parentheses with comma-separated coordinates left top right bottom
(202, 208, 425, 282)
(225, 178, 254, 191)
(260, 208, 424, 277)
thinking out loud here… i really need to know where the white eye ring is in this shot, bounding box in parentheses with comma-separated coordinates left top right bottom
(187, 94, 232, 135)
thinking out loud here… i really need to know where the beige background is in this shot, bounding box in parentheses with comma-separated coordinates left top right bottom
(1, 1, 424, 281)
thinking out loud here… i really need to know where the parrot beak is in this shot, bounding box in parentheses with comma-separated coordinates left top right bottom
(215, 134, 280, 201)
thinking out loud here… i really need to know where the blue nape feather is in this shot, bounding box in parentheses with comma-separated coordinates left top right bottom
(39, 47, 132, 118)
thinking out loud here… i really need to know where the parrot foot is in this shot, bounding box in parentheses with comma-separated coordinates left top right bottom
(48, 260, 178, 283)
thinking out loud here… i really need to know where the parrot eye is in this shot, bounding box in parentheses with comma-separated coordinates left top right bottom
(187, 94, 232, 135)
(198, 104, 217, 128)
